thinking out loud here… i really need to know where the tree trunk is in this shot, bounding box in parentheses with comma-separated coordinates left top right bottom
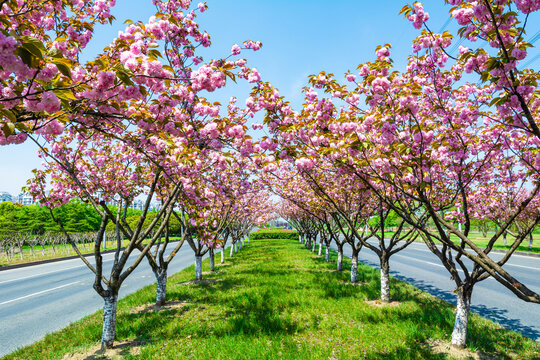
(210, 249, 215, 272)
(451, 286, 472, 348)
(230, 243, 234, 258)
(318, 242, 322, 256)
(311, 238, 316, 252)
(299, 235, 302, 244)
(503, 231, 507, 246)
(351, 250, 358, 283)
(325, 245, 329, 262)
(221, 247, 225, 264)
(530, 232, 533, 250)
(337, 245, 343, 271)
(195, 255, 202, 281)
(234, 241, 238, 253)
(380, 257, 390, 302)
(101, 293, 118, 349)
(154, 268, 167, 306)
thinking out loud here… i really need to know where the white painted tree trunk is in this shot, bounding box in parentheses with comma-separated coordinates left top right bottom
(230, 243, 234, 257)
(351, 252, 358, 283)
(101, 293, 118, 349)
(234, 241, 238, 253)
(221, 247, 225, 264)
(299, 235, 302, 243)
(210, 249, 215, 272)
(337, 247, 343, 271)
(155, 269, 167, 306)
(530, 233, 533, 250)
(311, 239, 315, 252)
(451, 287, 472, 348)
(248, 236, 250, 244)
(325, 246, 329, 262)
(380, 265, 390, 302)
(195, 255, 202, 281)
(318, 242, 322, 256)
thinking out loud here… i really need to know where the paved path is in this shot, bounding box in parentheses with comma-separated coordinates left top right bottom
(326, 240, 540, 342)
(0, 243, 217, 357)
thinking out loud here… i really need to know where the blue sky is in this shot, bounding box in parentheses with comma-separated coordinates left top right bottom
(1, 0, 539, 195)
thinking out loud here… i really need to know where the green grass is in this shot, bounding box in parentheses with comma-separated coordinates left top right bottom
(4, 237, 540, 360)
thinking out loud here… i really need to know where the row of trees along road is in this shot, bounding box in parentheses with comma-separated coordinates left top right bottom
(2, 0, 540, 352)
(0, 0, 275, 350)
(252, 0, 540, 349)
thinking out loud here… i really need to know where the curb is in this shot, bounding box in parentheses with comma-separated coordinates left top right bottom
(408, 240, 540, 258)
(488, 248, 540, 258)
(0, 248, 120, 272)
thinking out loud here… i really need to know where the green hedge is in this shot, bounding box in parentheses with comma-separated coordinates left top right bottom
(249, 230, 299, 240)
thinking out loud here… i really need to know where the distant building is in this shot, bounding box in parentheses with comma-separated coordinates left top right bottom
(16, 192, 36, 205)
(0, 191, 13, 203)
(130, 199, 145, 211)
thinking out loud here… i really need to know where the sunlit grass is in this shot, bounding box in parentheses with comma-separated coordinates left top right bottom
(4, 237, 540, 359)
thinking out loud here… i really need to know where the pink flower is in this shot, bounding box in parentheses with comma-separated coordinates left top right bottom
(228, 125, 245, 139)
(346, 74, 356, 82)
(295, 157, 314, 171)
(376, 47, 390, 59)
(190, 64, 226, 92)
(201, 122, 219, 139)
(231, 44, 241, 55)
(198, 2, 206, 12)
(248, 68, 261, 83)
(452, 8, 474, 25)
(39, 92, 61, 113)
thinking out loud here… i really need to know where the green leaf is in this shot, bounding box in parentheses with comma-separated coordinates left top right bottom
(53, 61, 72, 79)
(148, 49, 162, 59)
(16, 47, 33, 67)
(54, 89, 77, 101)
(1, 109, 16, 123)
(47, 47, 64, 58)
(116, 71, 134, 86)
(20, 41, 44, 61)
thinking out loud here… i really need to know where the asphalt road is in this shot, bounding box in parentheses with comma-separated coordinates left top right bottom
(0, 242, 215, 357)
(326, 240, 540, 342)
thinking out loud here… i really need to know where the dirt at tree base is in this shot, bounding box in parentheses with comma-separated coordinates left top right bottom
(176, 278, 222, 285)
(425, 338, 521, 360)
(128, 299, 190, 314)
(61, 340, 141, 360)
(365, 299, 401, 307)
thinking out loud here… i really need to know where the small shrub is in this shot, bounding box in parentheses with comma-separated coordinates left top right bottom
(249, 230, 299, 241)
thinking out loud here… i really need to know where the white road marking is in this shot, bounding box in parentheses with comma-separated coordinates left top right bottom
(0, 264, 85, 285)
(504, 263, 539, 270)
(393, 254, 446, 268)
(0, 281, 81, 306)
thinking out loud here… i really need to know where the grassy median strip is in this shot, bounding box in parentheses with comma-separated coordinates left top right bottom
(4, 236, 540, 360)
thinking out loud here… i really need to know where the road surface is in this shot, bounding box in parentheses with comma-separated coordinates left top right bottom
(0, 243, 215, 357)
(327, 240, 540, 341)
